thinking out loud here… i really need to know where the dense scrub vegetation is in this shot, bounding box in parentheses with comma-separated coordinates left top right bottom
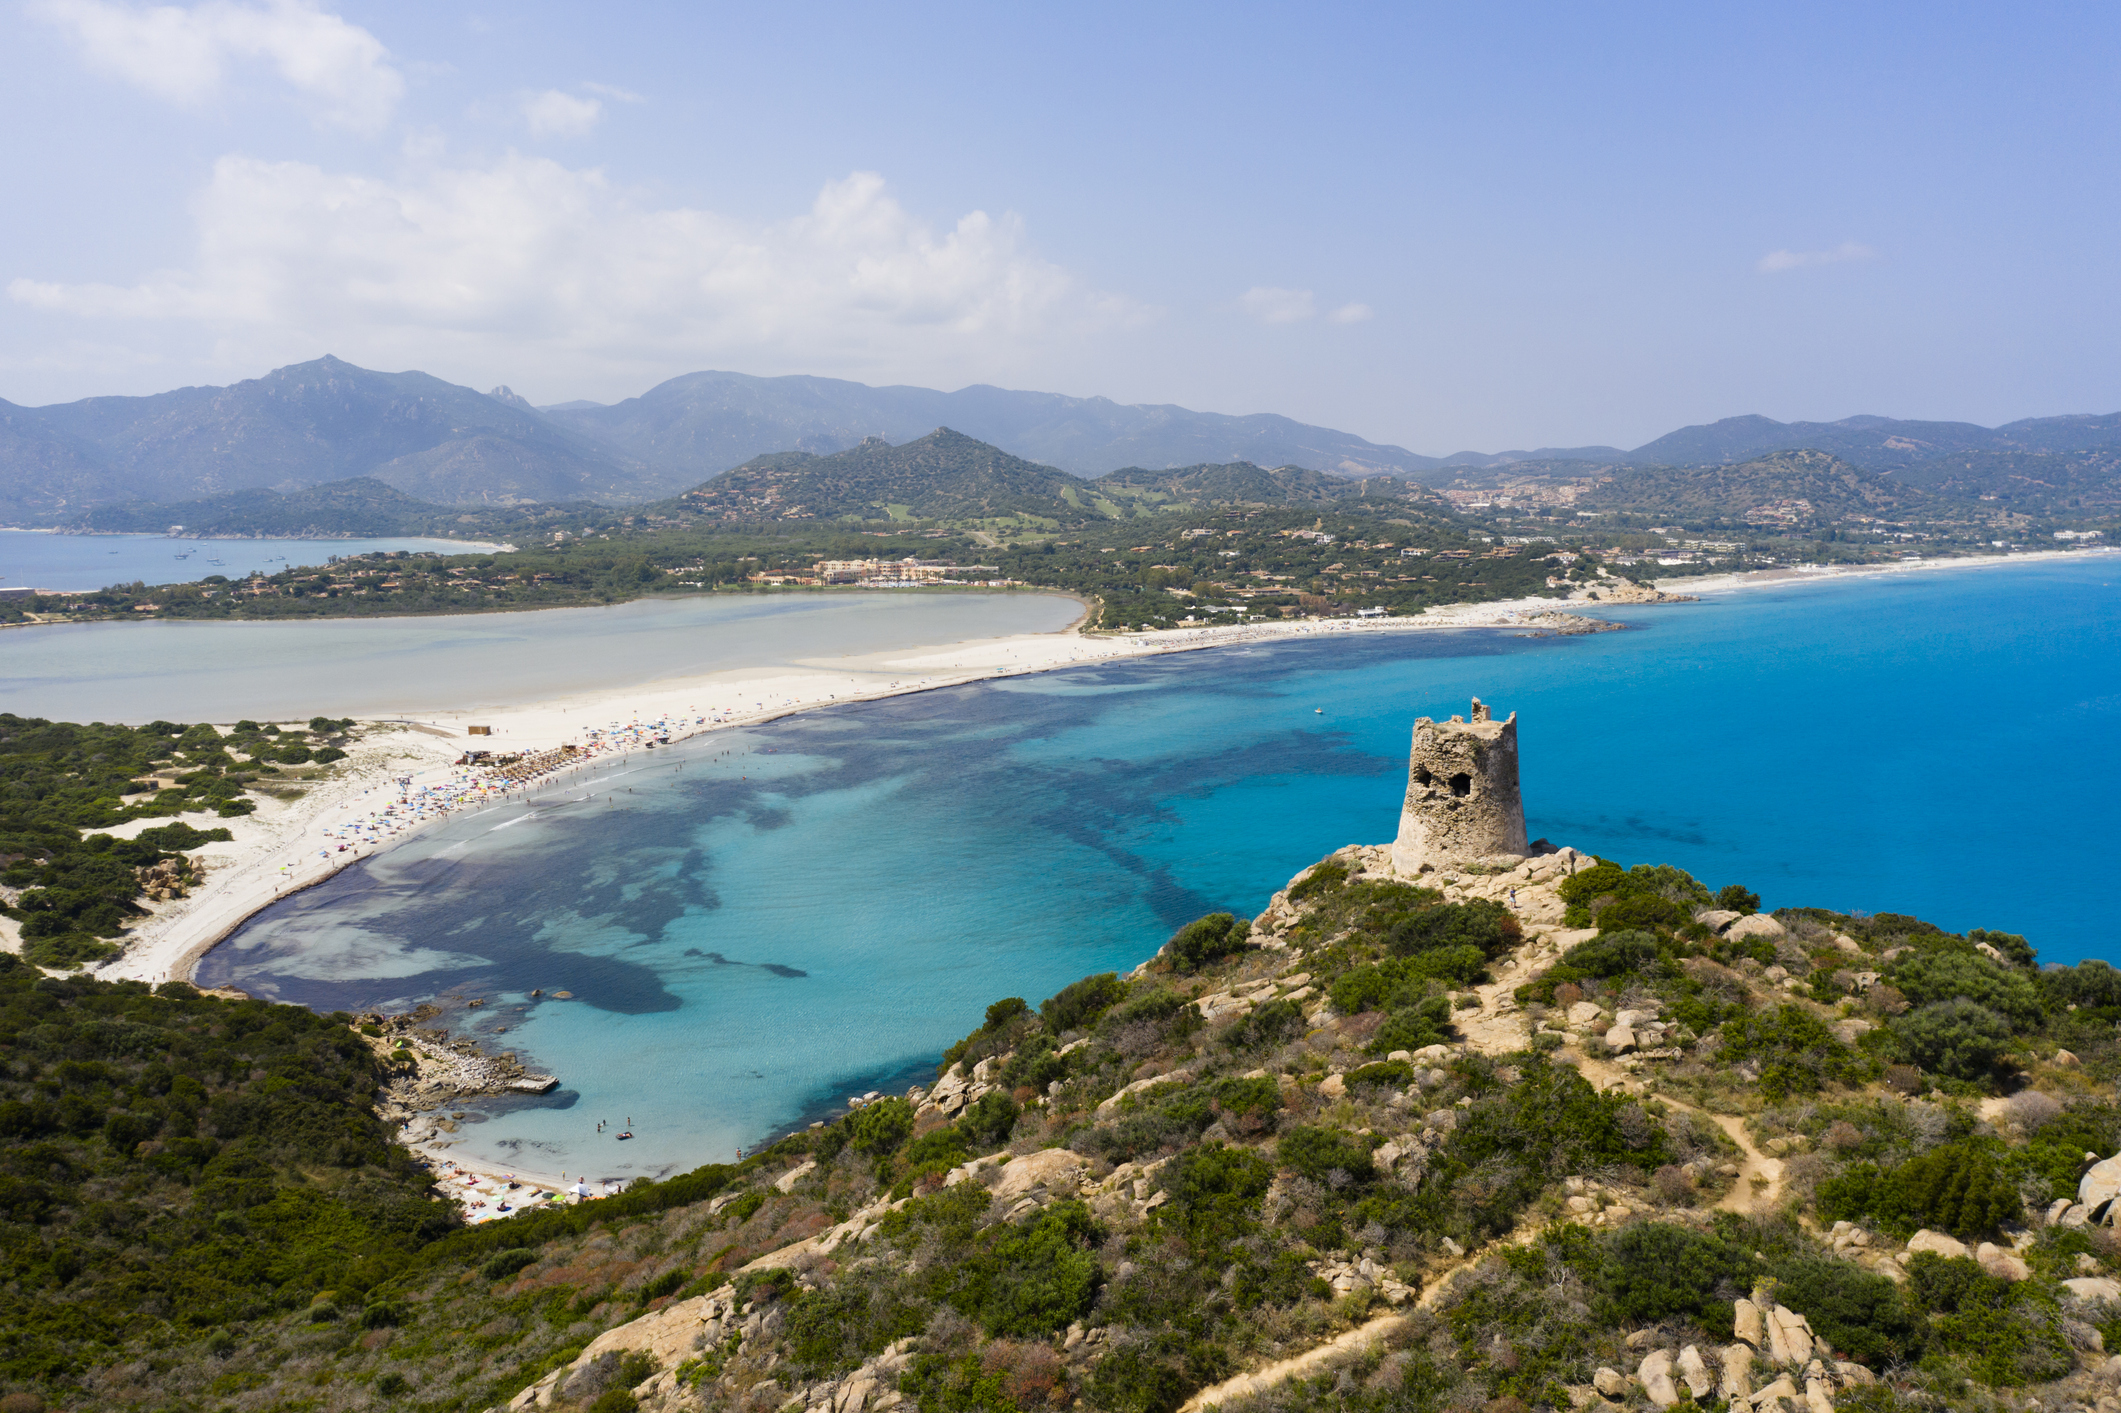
(0, 714, 354, 968)
(10, 840, 2121, 1413)
(0, 959, 450, 1384)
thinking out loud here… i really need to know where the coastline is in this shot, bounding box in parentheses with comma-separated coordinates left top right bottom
(78, 544, 2113, 1202)
(94, 542, 2118, 996)
(92, 591, 1608, 993)
(1659, 543, 2117, 597)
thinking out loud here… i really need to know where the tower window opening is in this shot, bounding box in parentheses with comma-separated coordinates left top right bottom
(1412, 765, 1433, 786)
(1449, 773, 1472, 797)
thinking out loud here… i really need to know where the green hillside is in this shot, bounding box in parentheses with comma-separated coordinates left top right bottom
(1580, 449, 1934, 525)
(10, 825, 2120, 1413)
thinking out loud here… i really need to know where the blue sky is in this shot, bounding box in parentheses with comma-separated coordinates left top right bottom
(2, 1, 2116, 452)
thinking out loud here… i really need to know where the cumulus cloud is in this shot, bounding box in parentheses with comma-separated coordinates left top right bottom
(1328, 302, 1374, 324)
(521, 89, 601, 137)
(1757, 241, 1879, 274)
(7, 161, 1135, 390)
(32, 0, 404, 132)
(1239, 286, 1315, 323)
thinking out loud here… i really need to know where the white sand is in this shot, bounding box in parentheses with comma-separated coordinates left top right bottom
(1663, 544, 2115, 597)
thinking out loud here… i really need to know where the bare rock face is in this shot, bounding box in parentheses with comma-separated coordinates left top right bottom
(1604, 1024, 1638, 1054)
(991, 1148, 1087, 1201)
(1638, 1350, 1681, 1408)
(1906, 1229, 1972, 1261)
(1594, 1368, 1630, 1398)
(1389, 699, 1527, 874)
(1677, 1345, 1714, 1400)
(2079, 1153, 2121, 1221)
(1725, 913, 1787, 941)
(1721, 1343, 1755, 1399)
(1733, 1298, 1765, 1348)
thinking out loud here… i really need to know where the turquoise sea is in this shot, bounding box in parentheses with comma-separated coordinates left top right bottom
(197, 556, 2121, 1184)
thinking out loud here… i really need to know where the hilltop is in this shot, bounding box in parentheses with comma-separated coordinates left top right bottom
(9, 735, 2120, 1413)
(666, 430, 1423, 526)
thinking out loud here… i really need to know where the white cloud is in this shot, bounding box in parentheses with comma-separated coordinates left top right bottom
(1239, 286, 1315, 323)
(33, 0, 403, 132)
(1757, 241, 1879, 274)
(1328, 302, 1375, 324)
(521, 89, 601, 137)
(7, 161, 1137, 390)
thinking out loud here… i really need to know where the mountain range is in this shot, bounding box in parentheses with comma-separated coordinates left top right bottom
(3, 355, 2118, 524)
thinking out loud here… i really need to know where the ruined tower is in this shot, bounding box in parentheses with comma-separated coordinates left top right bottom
(1389, 698, 1528, 874)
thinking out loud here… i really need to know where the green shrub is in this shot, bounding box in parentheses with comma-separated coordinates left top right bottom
(1559, 929, 1665, 979)
(1558, 860, 1711, 926)
(1907, 1251, 2010, 1314)
(2042, 959, 2121, 1010)
(846, 1099, 915, 1156)
(1287, 859, 1350, 903)
(1716, 884, 1760, 914)
(1042, 973, 1126, 1033)
(1892, 999, 2015, 1080)
(1346, 1061, 1415, 1089)
(958, 1092, 1020, 1148)
(948, 1200, 1103, 1337)
(1769, 1253, 1923, 1364)
(1595, 1222, 1757, 1336)
(1167, 913, 1248, 971)
(1160, 1142, 1275, 1252)
(1891, 951, 2042, 1030)
(984, 997, 1028, 1029)
(1720, 1004, 1874, 1097)
(1224, 997, 1306, 1050)
(1083, 1335, 1208, 1413)
(479, 1247, 538, 1280)
(1814, 1142, 2023, 1237)
(1277, 1126, 1376, 1186)
(637, 1269, 686, 1303)
(1385, 899, 1520, 959)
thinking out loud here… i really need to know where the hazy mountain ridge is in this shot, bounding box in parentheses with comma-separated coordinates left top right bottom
(0, 357, 653, 519)
(542, 368, 1441, 479)
(6, 357, 2121, 525)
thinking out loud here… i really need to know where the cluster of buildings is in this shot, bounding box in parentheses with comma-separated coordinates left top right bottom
(746, 556, 1018, 588)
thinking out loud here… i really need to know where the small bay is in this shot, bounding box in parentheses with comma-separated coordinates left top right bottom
(196, 556, 2121, 1185)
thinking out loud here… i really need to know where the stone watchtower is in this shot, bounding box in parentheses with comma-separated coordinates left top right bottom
(1389, 698, 1528, 874)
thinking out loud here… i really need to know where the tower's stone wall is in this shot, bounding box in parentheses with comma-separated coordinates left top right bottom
(1389, 698, 1528, 873)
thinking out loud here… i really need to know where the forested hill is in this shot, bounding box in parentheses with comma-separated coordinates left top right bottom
(675, 429, 1082, 522)
(1575, 449, 1937, 524)
(668, 431, 1426, 525)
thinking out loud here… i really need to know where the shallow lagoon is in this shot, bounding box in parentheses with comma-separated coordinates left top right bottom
(198, 558, 2121, 1183)
(0, 591, 1081, 722)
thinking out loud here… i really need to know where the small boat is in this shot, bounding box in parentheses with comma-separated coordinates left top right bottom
(615, 1131, 634, 1141)
(1314, 708, 1324, 714)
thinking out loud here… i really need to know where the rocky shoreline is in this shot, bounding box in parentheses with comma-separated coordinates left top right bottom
(360, 1005, 560, 1145)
